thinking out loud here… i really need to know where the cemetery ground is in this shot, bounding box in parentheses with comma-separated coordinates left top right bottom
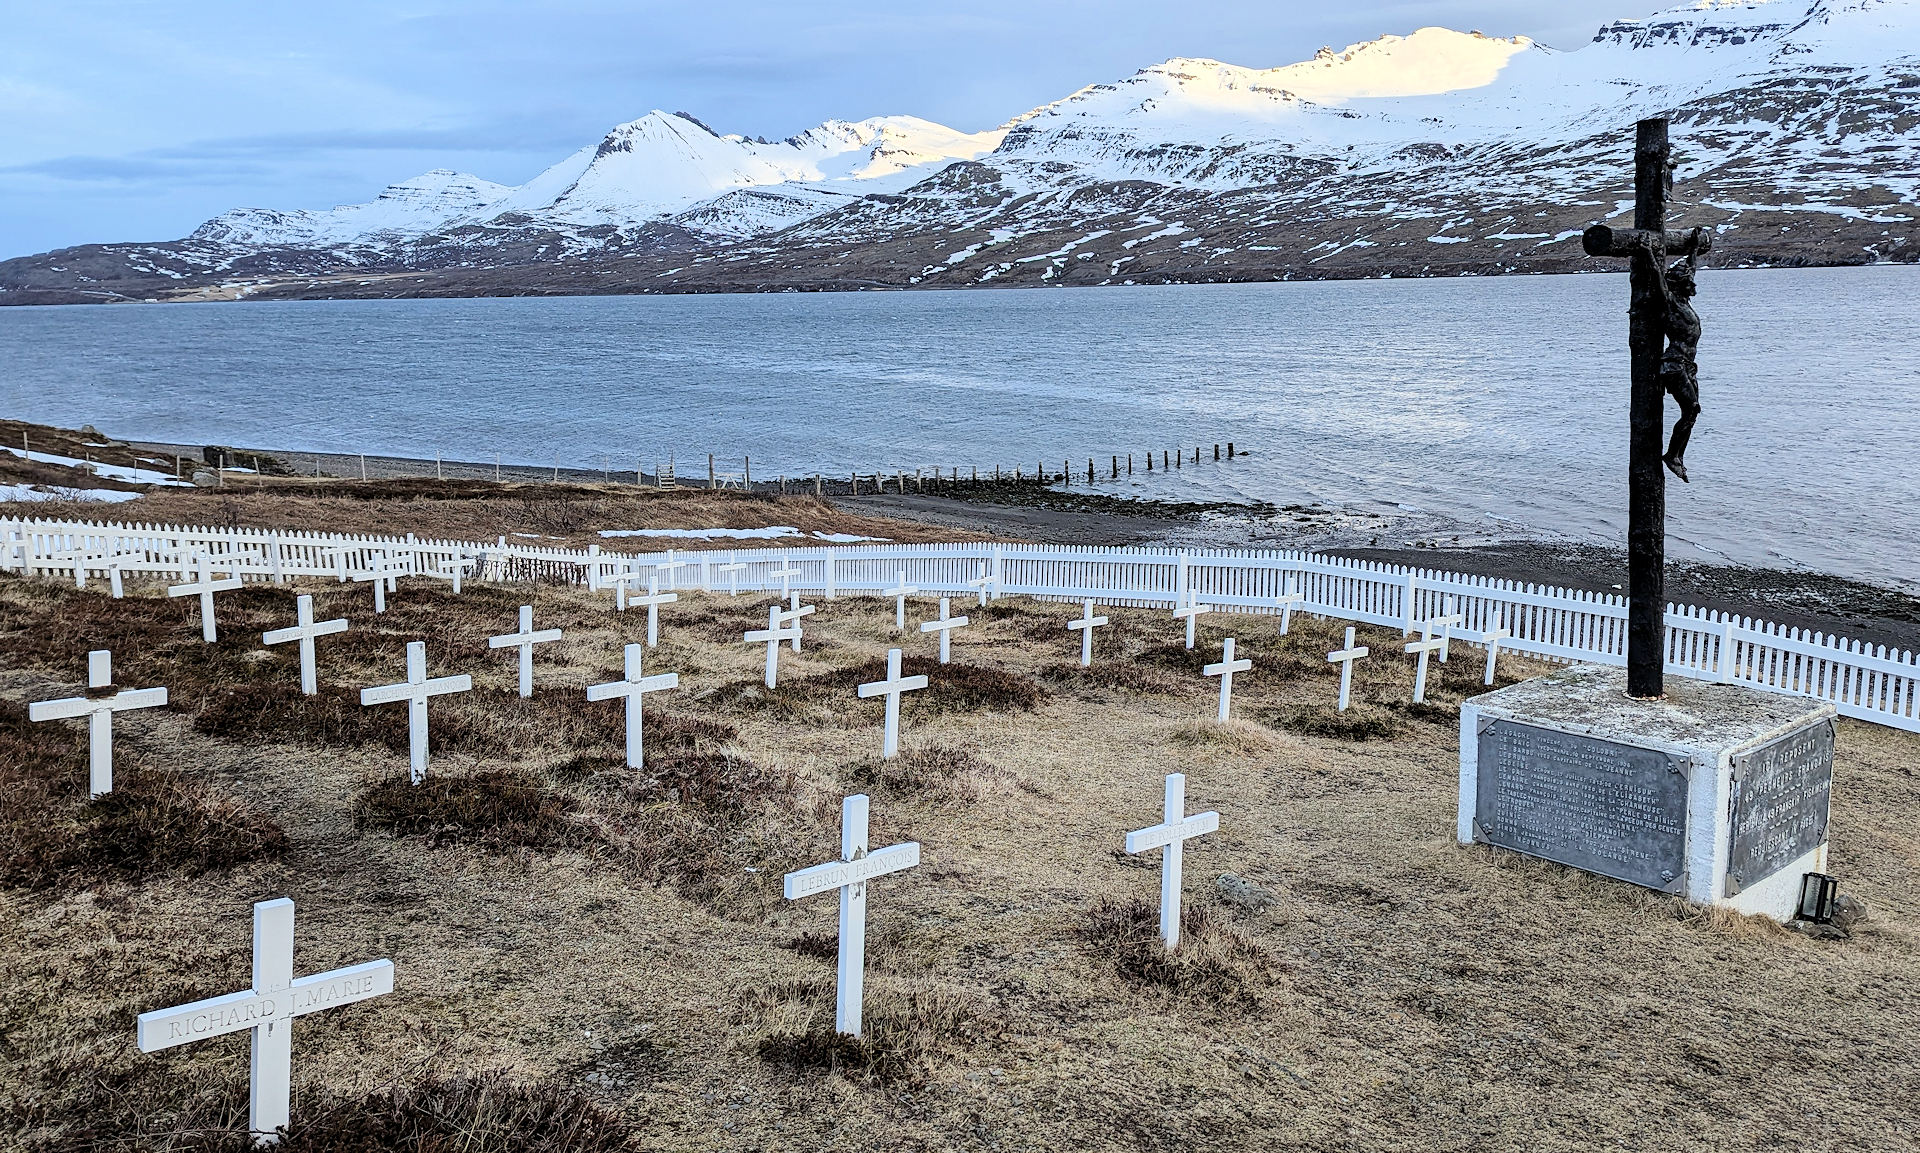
(2, 561, 1918, 1152)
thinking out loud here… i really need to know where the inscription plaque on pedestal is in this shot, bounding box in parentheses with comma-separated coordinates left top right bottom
(1727, 720, 1835, 895)
(1474, 718, 1689, 892)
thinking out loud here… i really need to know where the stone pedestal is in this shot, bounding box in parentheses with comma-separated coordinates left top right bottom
(1458, 664, 1836, 922)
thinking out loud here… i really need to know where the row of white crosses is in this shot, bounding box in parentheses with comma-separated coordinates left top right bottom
(784, 767, 1220, 1042)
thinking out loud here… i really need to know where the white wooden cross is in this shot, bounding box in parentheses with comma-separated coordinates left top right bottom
(350, 552, 407, 614)
(744, 605, 801, 688)
(626, 573, 679, 646)
(782, 794, 920, 1037)
(716, 560, 749, 596)
(780, 591, 816, 653)
(1203, 637, 1252, 722)
(1123, 773, 1219, 949)
(1067, 599, 1109, 667)
(1172, 589, 1213, 651)
(136, 898, 393, 1146)
(359, 641, 472, 784)
(585, 643, 680, 768)
(28, 649, 167, 798)
(1482, 610, 1513, 686)
(1405, 626, 1446, 704)
(428, 555, 477, 594)
(918, 596, 969, 664)
(883, 569, 919, 631)
(653, 553, 696, 589)
(857, 647, 928, 759)
(488, 605, 563, 698)
(768, 561, 803, 600)
(167, 553, 244, 643)
(1429, 596, 1466, 663)
(966, 562, 994, 607)
(608, 562, 643, 611)
(262, 594, 349, 696)
(1327, 626, 1371, 712)
(1274, 574, 1305, 636)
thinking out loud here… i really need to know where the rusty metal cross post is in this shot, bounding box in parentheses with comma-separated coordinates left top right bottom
(1581, 117, 1711, 700)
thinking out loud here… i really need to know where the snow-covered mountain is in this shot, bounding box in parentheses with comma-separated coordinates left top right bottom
(187, 112, 1006, 249)
(5, 0, 1916, 304)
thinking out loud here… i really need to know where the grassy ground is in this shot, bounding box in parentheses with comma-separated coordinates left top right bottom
(1, 560, 1916, 1151)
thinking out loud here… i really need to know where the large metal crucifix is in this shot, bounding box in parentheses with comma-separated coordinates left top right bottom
(1581, 117, 1711, 700)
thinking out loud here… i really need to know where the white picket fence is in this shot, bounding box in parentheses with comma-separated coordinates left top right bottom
(5, 517, 1916, 734)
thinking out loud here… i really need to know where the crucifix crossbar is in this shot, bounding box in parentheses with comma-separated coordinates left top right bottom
(1066, 599, 1109, 667)
(29, 649, 167, 798)
(488, 606, 563, 698)
(359, 641, 472, 784)
(262, 594, 349, 696)
(136, 898, 393, 1146)
(1124, 773, 1219, 949)
(585, 643, 680, 768)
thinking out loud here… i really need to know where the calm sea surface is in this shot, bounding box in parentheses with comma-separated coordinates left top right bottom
(2, 269, 1915, 589)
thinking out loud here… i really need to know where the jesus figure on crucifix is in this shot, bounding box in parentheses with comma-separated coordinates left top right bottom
(1655, 231, 1706, 482)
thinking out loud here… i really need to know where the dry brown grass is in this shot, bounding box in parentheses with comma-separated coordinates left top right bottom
(3, 556, 1919, 1152)
(355, 769, 585, 851)
(1081, 896, 1279, 1003)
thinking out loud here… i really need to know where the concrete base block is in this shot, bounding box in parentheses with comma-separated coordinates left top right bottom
(1459, 664, 1836, 922)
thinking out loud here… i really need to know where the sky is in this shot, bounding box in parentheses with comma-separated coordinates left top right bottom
(0, 1, 1637, 259)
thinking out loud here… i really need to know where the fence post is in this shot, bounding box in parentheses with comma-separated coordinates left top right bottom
(824, 549, 837, 599)
(1404, 573, 1418, 637)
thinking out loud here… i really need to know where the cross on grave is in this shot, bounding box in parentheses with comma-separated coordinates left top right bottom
(427, 555, 477, 594)
(1327, 626, 1371, 712)
(136, 898, 393, 1146)
(262, 595, 349, 696)
(29, 649, 167, 798)
(1405, 627, 1446, 705)
(1203, 637, 1252, 722)
(857, 647, 928, 760)
(744, 605, 801, 689)
(883, 569, 919, 631)
(585, 643, 680, 768)
(350, 552, 408, 614)
(1428, 596, 1466, 663)
(1481, 610, 1513, 686)
(359, 641, 473, 784)
(919, 596, 969, 664)
(625, 573, 679, 647)
(782, 794, 921, 1037)
(488, 606, 563, 698)
(167, 553, 244, 643)
(716, 561, 749, 596)
(780, 591, 816, 653)
(1581, 116, 1714, 699)
(768, 561, 803, 600)
(1274, 575, 1305, 636)
(966, 562, 994, 608)
(1066, 599, 1109, 667)
(1172, 590, 1213, 651)
(607, 562, 643, 610)
(653, 554, 696, 590)
(1123, 773, 1220, 949)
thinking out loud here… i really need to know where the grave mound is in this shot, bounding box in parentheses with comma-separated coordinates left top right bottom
(1081, 896, 1276, 1003)
(740, 975, 990, 1084)
(355, 769, 582, 851)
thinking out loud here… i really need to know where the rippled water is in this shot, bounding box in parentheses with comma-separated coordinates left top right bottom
(3, 269, 1915, 588)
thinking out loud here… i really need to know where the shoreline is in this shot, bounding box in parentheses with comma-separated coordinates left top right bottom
(7, 418, 1916, 654)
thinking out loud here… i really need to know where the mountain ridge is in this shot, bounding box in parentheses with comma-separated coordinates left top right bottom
(5, 0, 1916, 305)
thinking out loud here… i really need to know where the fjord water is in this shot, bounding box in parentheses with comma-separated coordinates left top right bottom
(3, 268, 1915, 589)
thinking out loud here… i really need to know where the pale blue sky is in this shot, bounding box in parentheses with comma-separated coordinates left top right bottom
(0, 1, 1631, 258)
